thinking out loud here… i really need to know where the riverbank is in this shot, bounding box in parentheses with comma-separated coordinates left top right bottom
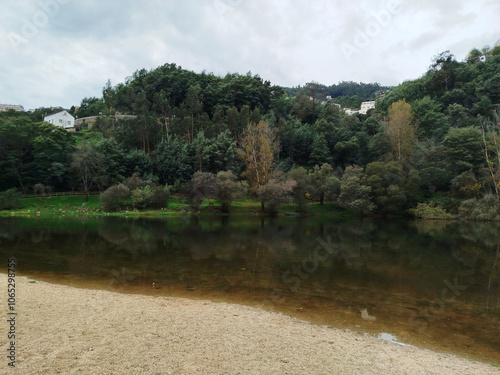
(0, 195, 350, 218)
(3, 194, 499, 222)
(1, 274, 497, 374)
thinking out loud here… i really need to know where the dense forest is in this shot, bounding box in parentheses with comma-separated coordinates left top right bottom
(1, 45, 500, 218)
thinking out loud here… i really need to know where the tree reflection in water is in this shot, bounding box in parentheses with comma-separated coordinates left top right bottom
(0, 215, 498, 363)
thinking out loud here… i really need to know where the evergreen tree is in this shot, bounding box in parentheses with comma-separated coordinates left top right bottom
(310, 133, 330, 166)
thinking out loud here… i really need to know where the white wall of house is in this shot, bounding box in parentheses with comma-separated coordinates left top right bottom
(343, 108, 359, 115)
(359, 101, 376, 115)
(44, 110, 75, 128)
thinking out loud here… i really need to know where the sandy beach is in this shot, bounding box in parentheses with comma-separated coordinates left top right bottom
(1, 274, 497, 375)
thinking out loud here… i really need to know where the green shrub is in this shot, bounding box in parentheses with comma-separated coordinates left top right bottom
(33, 183, 46, 195)
(426, 193, 459, 213)
(100, 184, 130, 211)
(122, 173, 150, 191)
(131, 185, 154, 209)
(338, 166, 375, 214)
(215, 171, 248, 213)
(458, 194, 500, 221)
(409, 203, 452, 219)
(0, 189, 23, 210)
(187, 172, 216, 210)
(450, 170, 481, 198)
(150, 185, 170, 209)
(257, 173, 296, 215)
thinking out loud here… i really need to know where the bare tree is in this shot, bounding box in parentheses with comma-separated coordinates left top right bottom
(71, 143, 107, 201)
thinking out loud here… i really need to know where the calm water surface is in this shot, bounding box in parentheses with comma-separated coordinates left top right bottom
(0, 215, 498, 363)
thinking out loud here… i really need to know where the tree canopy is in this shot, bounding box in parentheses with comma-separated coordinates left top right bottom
(2, 45, 500, 218)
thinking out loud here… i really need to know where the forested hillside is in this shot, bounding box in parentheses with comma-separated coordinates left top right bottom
(282, 81, 390, 110)
(1, 46, 500, 218)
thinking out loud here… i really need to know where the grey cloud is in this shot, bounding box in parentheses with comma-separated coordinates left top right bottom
(1, 0, 499, 109)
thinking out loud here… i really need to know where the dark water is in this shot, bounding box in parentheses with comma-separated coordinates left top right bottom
(0, 215, 498, 363)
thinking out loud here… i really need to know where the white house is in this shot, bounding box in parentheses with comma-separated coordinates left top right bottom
(359, 101, 376, 115)
(343, 108, 359, 116)
(44, 110, 75, 129)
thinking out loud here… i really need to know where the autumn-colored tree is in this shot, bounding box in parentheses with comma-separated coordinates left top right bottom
(385, 100, 417, 161)
(240, 121, 279, 193)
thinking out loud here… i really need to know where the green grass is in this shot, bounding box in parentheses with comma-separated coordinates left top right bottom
(73, 128, 102, 144)
(21, 195, 101, 210)
(0, 194, 350, 219)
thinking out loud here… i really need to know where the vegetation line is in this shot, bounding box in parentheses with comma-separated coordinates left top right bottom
(1, 46, 500, 220)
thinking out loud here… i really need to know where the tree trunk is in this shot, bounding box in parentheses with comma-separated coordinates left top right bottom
(191, 113, 194, 143)
(13, 166, 26, 194)
(481, 125, 499, 197)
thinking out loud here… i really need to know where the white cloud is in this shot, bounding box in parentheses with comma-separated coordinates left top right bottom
(0, 0, 498, 110)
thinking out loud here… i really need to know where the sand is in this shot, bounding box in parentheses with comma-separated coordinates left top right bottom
(1, 274, 497, 375)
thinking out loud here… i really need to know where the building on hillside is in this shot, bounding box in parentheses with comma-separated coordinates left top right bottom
(359, 100, 376, 115)
(74, 116, 98, 128)
(74, 114, 137, 128)
(0, 104, 24, 112)
(343, 108, 359, 115)
(44, 110, 75, 128)
(479, 53, 489, 62)
(473, 39, 499, 63)
(322, 96, 342, 108)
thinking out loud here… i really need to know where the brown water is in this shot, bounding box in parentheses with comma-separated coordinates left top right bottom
(0, 216, 498, 364)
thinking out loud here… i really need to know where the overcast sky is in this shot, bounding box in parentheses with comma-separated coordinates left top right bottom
(1, 0, 499, 110)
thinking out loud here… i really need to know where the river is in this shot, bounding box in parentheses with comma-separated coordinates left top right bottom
(0, 215, 498, 363)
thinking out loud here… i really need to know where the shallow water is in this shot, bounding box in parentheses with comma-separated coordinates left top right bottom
(0, 215, 498, 363)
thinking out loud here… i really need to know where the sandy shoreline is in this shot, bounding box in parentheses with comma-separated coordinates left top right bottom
(0, 274, 497, 374)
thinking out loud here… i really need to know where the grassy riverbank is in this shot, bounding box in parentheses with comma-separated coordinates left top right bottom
(0, 195, 350, 218)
